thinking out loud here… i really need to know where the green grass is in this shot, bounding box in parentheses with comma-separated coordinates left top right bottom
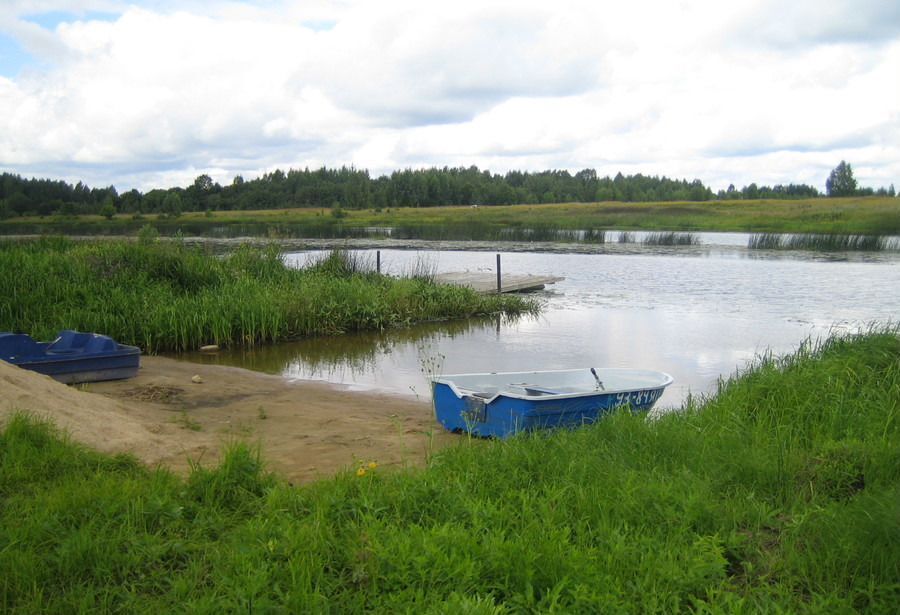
(3, 196, 900, 237)
(0, 238, 536, 352)
(2, 330, 899, 612)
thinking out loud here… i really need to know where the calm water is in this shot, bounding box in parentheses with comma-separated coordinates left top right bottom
(180, 239, 900, 410)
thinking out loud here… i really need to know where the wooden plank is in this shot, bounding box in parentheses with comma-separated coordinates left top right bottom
(435, 272, 564, 293)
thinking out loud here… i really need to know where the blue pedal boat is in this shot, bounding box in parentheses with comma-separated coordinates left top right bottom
(432, 367, 673, 437)
(0, 330, 141, 384)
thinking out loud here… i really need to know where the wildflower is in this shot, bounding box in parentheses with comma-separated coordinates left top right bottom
(368, 461, 378, 470)
(356, 467, 366, 477)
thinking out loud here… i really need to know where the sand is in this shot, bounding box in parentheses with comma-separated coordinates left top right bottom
(0, 356, 456, 484)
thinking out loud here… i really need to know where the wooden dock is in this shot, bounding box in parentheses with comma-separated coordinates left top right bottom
(435, 272, 564, 294)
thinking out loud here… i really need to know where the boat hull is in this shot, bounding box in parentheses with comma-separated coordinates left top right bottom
(432, 368, 672, 438)
(0, 330, 141, 384)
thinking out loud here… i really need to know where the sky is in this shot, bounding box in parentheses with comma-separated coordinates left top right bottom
(1, 0, 898, 194)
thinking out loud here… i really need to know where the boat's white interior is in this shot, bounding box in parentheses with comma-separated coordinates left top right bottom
(435, 368, 673, 400)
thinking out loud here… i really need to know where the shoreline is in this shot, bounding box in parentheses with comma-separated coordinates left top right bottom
(1, 355, 457, 484)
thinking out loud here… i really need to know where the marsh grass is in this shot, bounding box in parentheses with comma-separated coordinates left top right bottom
(747, 232, 784, 249)
(749, 232, 897, 251)
(306, 248, 375, 276)
(2, 330, 899, 611)
(642, 231, 700, 246)
(0, 238, 536, 352)
(401, 253, 439, 282)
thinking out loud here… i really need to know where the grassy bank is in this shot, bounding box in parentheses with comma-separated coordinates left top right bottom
(2, 196, 899, 238)
(2, 331, 899, 612)
(0, 238, 535, 352)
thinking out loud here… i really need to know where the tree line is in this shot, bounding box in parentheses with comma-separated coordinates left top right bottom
(0, 164, 894, 219)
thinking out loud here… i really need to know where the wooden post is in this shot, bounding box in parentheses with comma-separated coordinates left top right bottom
(376, 250, 381, 274)
(496, 253, 501, 293)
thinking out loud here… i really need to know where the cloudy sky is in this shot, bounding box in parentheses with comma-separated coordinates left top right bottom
(1, 0, 898, 194)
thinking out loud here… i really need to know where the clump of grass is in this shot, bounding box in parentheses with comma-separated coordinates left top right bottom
(175, 412, 202, 431)
(307, 248, 374, 276)
(582, 228, 607, 243)
(2, 330, 899, 611)
(747, 232, 784, 249)
(642, 231, 700, 246)
(401, 253, 438, 282)
(0, 238, 537, 352)
(749, 233, 895, 251)
(786, 233, 888, 251)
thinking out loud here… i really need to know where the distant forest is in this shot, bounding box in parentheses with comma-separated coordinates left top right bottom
(0, 165, 892, 219)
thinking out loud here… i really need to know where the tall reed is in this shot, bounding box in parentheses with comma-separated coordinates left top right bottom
(748, 233, 896, 251)
(642, 231, 700, 246)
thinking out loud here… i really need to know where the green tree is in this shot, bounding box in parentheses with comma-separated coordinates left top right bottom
(826, 161, 857, 197)
(99, 202, 116, 220)
(161, 192, 183, 218)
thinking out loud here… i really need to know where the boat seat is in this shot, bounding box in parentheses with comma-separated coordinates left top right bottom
(509, 383, 593, 396)
(508, 384, 563, 396)
(46, 331, 117, 354)
(46, 330, 93, 353)
(456, 387, 498, 399)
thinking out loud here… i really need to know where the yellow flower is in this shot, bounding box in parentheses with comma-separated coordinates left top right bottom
(356, 467, 367, 477)
(368, 461, 378, 470)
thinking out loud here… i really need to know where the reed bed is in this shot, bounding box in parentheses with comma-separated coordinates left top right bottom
(2, 330, 898, 611)
(748, 232, 897, 251)
(399, 253, 439, 283)
(747, 232, 784, 249)
(0, 238, 536, 352)
(642, 231, 701, 246)
(582, 228, 607, 243)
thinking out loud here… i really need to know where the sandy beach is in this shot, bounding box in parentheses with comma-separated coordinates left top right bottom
(1, 355, 456, 484)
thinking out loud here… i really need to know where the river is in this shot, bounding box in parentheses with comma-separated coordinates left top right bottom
(178, 235, 900, 410)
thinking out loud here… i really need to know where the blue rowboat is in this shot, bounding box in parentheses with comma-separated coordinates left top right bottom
(431, 367, 673, 437)
(0, 330, 141, 384)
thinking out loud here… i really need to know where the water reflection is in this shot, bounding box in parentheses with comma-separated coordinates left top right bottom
(179, 316, 521, 397)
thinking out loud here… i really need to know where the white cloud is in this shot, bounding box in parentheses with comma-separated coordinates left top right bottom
(0, 0, 897, 192)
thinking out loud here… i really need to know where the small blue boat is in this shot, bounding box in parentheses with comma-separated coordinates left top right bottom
(432, 367, 673, 437)
(0, 330, 141, 384)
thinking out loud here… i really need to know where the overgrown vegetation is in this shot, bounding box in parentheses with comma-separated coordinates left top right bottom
(642, 231, 700, 246)
(748, 233, 898, 251)
(0, 238, 536, 352)
(1, 331, 898, 611)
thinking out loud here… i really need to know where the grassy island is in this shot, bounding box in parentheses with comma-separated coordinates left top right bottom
(0, 238, 536, 352)
(2, 331, 899, 611)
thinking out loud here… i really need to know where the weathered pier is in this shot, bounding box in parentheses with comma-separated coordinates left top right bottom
(437, 254, 563, 293)
(435, 272, 564, 293)
(372, 251, 563, 293)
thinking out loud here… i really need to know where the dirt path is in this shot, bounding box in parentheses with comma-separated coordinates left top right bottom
(1, 356, 457, 484)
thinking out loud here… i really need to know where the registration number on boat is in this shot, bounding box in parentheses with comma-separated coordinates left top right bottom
(615, 388, 661, 407)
